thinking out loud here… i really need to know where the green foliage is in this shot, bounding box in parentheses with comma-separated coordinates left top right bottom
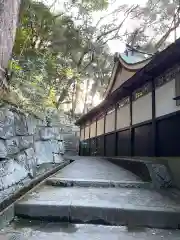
(10, 0, 113, 115)
(9, 0, 178, 116)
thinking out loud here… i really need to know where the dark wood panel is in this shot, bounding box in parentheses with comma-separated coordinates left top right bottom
(117, 130, 131, 156)
(105, 133, 116, 156)
(97, 135, 104, 156)
(79, 141, 83, 156)
(134, 123, 153, 156)
(157, 113, 180, 156)
(79, 140, 88, 156)
(84, 139, 90, 156)
(90, 138, 97, 156)
(79, 111, 180, 157)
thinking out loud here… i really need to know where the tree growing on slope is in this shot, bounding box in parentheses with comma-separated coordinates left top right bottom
(0, 0, 21, 91)
(7, 0, 180, 117)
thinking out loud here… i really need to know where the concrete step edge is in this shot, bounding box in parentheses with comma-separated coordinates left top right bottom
(15, 203, 180, 229)
(0, 161, 72, 213)
(45, 178, 154, 189)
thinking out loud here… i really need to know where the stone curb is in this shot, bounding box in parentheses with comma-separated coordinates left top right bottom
(0, 160, 72, 213)
(104, 157, 165, 164)
(46, 178, 154, 189)
(15, 202, 180, 229)
(106, 157, 174, 188)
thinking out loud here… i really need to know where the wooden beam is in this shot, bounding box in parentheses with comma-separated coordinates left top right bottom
(95, 118, 97, 156)
(152, 79, 156, 156)
(89, 121, 91, 156)
(104, 113, 106, 156)
(130, 93, 134, 156)
(173, 96, 180, 100)
(115, 103, 118, 156)
(79, 125, 82, 156)
(83, 124, 85, 140)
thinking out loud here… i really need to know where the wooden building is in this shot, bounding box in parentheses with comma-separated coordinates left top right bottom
(76, 39, 180, 158)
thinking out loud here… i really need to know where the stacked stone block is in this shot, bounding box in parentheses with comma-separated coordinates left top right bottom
(0, 105, 65, 191)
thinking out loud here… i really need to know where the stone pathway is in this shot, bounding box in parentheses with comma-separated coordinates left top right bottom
(1, 157, 180, 239)
(55, 157, 141, 181)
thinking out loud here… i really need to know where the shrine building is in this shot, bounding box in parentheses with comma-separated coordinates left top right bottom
(76, 39, 180, 158)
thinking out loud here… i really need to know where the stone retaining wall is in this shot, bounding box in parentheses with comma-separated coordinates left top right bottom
(0, 105, 79, 191)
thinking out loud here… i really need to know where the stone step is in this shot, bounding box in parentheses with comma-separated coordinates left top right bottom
(46, 178, 154, 189)
(15, 185, 180, 229)
(1, 219, 180, 240)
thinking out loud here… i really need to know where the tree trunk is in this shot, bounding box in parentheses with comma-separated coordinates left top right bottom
(71, 81, 76, 118)
(72, 81, 80, 116)
(83, 78, 90, 114)
(56, 77, 74, 109)
(0, 0, 21, 88)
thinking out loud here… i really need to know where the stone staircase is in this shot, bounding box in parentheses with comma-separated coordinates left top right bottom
(63, 133, 79, 155)
(15, 181, 180, 229)
(1, 157, 180, 239)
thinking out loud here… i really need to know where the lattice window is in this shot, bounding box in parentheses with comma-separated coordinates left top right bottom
(155, 65, 180, 89)
(132, 83, 152, 101)
(117, 97, 130, 108)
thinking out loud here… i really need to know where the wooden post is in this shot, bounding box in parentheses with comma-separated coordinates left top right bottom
(130, 93, 133, 156)
(88, 122, 90, 156)
(152, 79, 156, 156)
(115, 104, 118, 156)
(95, 118, 97, 156)
(79, 126, 82, 156)
(104, 113, 106, 156)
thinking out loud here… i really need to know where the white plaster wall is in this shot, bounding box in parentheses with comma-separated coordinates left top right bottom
(116, 104, 130, 130)
(90, 122, 96, 138)
(132, 92, 152, 125)
(156, 79, 180, 118)
(97, 117, 104, 136)
(80, 127, 84, 141)
(111, 67, 136, 93)
(105, 111, 115, 133)
(84, 126, 89, 139)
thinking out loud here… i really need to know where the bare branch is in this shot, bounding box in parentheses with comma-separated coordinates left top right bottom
(95, 5, 126, 28)
(155, 9, 180, 50)
(96, 5, 138, 42)
(53, 13, 64, 19)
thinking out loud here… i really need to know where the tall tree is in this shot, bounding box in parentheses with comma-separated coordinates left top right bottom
(9, 0, 180, 117)
(10, 0, 116, 115)
(0, 0, 21, 90)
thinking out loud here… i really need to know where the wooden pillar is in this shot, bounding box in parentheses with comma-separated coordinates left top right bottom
(79, 125, 82, 156)
(130, 93, 133, 156)
(115, 104, 118, 156)
(104, 113, 106, 156)
(82, 125, 85, 156)
(95, 118, 97, 156)
(152, 79, 156, 156)
(83, 124, 85, 139)
(89, 121, 91, 156)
